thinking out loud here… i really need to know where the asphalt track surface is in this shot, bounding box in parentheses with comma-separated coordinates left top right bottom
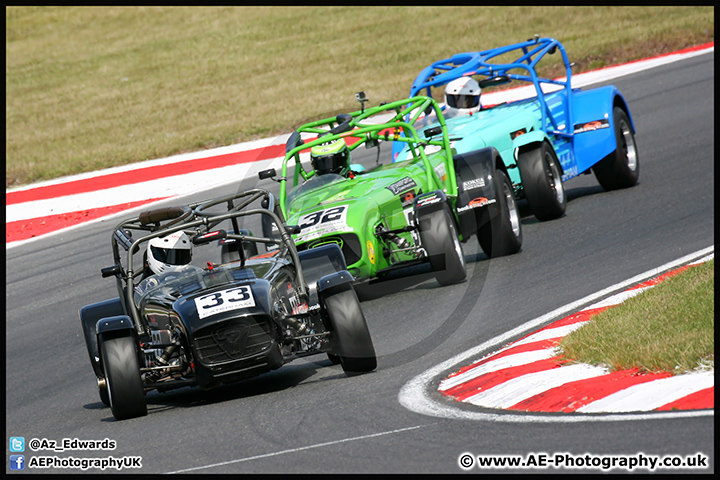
(5, 51, 714, 473)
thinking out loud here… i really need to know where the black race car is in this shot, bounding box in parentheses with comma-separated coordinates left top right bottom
(79, 189, 376, 420)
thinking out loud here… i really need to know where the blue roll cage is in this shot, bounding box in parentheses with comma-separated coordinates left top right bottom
(408, 36, 575, 140)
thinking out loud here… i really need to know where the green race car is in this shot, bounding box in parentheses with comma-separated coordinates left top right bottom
(258, 95, 522, 287)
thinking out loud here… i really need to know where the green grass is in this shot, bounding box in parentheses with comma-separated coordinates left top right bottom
(559, 260, 714, 375)
(5, 6, 714, 187)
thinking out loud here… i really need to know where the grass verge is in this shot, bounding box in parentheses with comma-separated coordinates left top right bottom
(559, 260, 714, 375)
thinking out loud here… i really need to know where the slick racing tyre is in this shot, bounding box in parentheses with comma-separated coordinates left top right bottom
(325, 286, 377, 375)
(417, 204, 467, 286)
(478, 170, 522, 258)
(101, 335, 147, 420)
(591, 107, 639, 190)
(517, 141, 566, 221)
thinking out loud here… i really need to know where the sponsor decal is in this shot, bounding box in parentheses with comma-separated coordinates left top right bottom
(386, 177, 418, 195)
(573, 118, 610, 133)
(366, 240, 376, 264)
(561, 164, 578, 181)
(462, 178, 485, 190)
(416, 193, 442, 207)
(195, 285, 255, 319)
(457, 197, 496, 212)
(400, 189, 416, 208)
(294, 205, 352, 243)
(292, 303, 308, 315)
(289, 292, 307, 314)
(434, 162, 448, 182)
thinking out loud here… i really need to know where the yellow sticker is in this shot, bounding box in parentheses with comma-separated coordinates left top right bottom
(366, 240, 375, 264)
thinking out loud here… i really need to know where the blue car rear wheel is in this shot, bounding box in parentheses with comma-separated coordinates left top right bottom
(592, 107, 639, 190)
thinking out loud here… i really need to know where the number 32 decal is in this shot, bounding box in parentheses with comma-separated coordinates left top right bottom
(195, 286, 255, 319)
(299, 205, 347, 229)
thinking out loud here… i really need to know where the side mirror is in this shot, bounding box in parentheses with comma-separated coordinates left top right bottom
(285, 225, 301, 235)
(330, 113, 353, 134)
(259, 168, 277, 180)
(101, 265, 122, 278)
(477, 75, 510, 89)
(424, 126, 443, 138)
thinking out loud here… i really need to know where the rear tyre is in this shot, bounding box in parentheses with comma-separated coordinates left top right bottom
(324, 287, 376, 375)
(591, 107, 639, 190)
(517, 142, 566, 221)
(101, 335, 147, 420)
(417, 205, 467, 286)
(478, 170, 522, 257)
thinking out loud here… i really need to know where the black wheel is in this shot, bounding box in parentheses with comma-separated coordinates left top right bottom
(100, 335, 147, 420)
(98, 377, 110, 407)
(327, 353, 342, 365)
(477, 170, 522, 257)
(324, 287, 376, 375)
(417, 205, 467, 286)
(591, 107, 639, 190)
(517, 141, 566, 221)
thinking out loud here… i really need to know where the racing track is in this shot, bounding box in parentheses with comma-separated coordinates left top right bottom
(5, 51, 714, 473)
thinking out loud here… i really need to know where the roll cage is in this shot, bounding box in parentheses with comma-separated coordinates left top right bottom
(276, 96, 460, 218)
(408, 36, 575, 140)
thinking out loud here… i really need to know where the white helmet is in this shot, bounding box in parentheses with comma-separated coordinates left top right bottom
(444, 76, 481, 117)
(146, 231, 192, 275)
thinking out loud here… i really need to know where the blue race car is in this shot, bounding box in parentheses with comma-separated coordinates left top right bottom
(394, 36, 639, 221)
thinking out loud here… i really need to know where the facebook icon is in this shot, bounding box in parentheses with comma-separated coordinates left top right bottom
(9, 455, 25, 470)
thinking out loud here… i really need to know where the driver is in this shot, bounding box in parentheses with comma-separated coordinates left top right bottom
(444, 76, 482, 118)
(310, 138, 351, 176)
(135, 231, 194, 298)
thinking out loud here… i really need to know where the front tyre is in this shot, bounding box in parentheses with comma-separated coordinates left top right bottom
(478, 170, 522, 258)
(325, 287, 377, 375)
(101, 335, 147, 420)
(417, 205, 467, 286)
(591, 107, 639, 190)
(517, 141, 566, 221)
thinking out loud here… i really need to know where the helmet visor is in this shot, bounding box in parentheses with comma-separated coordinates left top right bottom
(446, 94, 480, 109)
(150, 245, 191, 265)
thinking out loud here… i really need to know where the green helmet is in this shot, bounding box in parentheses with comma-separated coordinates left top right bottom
(311, 138, 350, 175)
